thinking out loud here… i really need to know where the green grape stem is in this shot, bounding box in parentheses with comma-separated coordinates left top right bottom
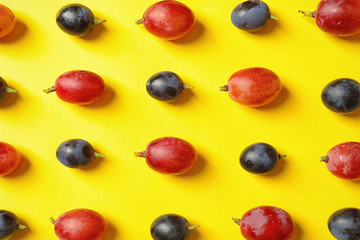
(270, 13, 279, 20)
(93, 18, 106, 25)
(94, 152, 105, 158)
(187, 225, 200, 231)
(183, 84, 194, 89)
(5, 87, 18, 93)
(18, 224, 27, 230)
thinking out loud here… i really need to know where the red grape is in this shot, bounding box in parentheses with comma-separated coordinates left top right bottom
(136, 0, 195, 40)
(320, 141, 360, 180)
(135, 137, 197, 175)
(299, 0, 360, 37)
(44, 70, 105, 105)
(51, 209, 107, 240)
(0, 142, 21, 176)
(0, 4, 16, 38)
(220, 67, 282, 107)
(233, 206, 294, 240)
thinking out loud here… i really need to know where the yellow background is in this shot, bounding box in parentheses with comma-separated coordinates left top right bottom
(0, 0, 359, 239)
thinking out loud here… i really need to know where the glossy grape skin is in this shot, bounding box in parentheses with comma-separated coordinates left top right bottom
(135, 137, 197, 175)
(317, 0, 360, 37)
(44, 70, 105, 105)
(0, 210, 26, 239)
(321, 78, 360, 114)
(56, 139, 104, 168)
(0, 4, 16, 38)
(221, 67, 281, 107)
(240, 143, 285, 175)
(233, 206, 294, 240)
(0, 142, 21, 176)
(56, 4, 105, 37)
(137, 0, 195, 40)
(146, 71, 192, 102)
(151, 214, 199, 240)
(0, 77, 18, 101)
(299, 0, 360, 36)
(328, 208, 360, 240)
(231, 0, 276, 31)
(52, 209, 107, 240)
(321, 142, 360, 180)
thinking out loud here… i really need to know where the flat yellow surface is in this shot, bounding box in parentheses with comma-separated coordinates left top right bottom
(0, 0, 360, 239)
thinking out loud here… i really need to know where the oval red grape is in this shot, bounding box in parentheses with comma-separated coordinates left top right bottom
(321, 141, 360, 180)
(299, 0, 360, 36)
(52, 208, 107, 240)
(233, 206, 294, 240)
(44, 70, 105, 105)
(221, 67, 282, 107)
(0, 142, 21, 176)
(0, 4, 16, 38)
(137, 0, 195, 40)
(316, 0, 360, 36)
(135, 137, 197, 175)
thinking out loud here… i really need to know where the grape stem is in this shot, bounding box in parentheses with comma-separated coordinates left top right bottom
(183, 84, 194, 89)
(187, 225, 200, 231)
(269, 13, 279, 20)
(136, 18, 143, 25)
(278, 154, 287, 159)
(219, 85, 228, 91)
(94, 152, 105, 158)
(298, 10, 316, 18)
(5, 87, 18, 93)
(43, 86, 56, 94)
(232, 218, 241, 226)
(93, 18, 106, 25)
(134, 151, 146, 158)
(49, 217, 56, 225)
(18, 224, 27, 230)
(320, 156, 329, 163)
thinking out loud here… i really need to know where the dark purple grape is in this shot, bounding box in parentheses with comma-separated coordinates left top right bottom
(231, 0, 278, 32)
(240, 142, 286, 174)
(56, 139, 104, 168)
(146, 71, 193, 102)
(150, 214, 199, 240)
(321, 78, 360, 114)
(328, 208, 360, 240)
(0, 210, 27, 239)
(56, 4, 105, 37)
(0, 77, 18, 101)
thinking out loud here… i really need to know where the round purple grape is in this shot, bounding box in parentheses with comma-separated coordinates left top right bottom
(56, 3, 105, 36)
(150, 213, 199, 240)
(146, 71, 193, 102)
(231, 0, 278, 32)
(56, 139, 104, 168)
(328, 208, 360, 240)
(321, 78, 360, 114)
(240, 142, 286, 174)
